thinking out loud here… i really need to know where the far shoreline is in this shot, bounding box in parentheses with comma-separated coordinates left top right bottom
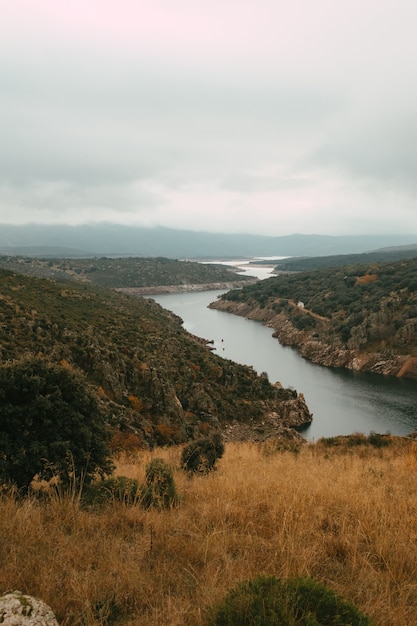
(115, 278, 257, 296)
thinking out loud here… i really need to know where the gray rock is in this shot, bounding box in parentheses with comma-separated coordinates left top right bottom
(0, 591, 59, 626)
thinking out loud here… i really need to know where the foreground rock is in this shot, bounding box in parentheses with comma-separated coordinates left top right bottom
(0, 591, 59, 626)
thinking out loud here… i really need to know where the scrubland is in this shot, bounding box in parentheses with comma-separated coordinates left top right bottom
(2, 438, 417, 625)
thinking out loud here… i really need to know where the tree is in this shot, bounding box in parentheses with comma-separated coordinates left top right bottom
(0, 356, 114, 491)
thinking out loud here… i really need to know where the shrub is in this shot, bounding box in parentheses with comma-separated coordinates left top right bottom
(155, 423, 182, 445)
(206, 575, 370, 625)
(367, 432, 392, 448)
(109, 430, 142, 459)
(140, 458, 179, 510)
(181, 433, 225, 474)
(81, 476, 140, 508)
(0, 356, 114, 491)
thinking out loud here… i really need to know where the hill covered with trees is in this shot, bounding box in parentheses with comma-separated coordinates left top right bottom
(211, 256, 417, 379)
(0, 255, 252, 291)
(271, 245, 417, 273)
(0, 268, 311, 449)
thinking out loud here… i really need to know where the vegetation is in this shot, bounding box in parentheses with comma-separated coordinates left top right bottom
(1, 439, 417, 625)
(81, 476, 141, 508)
(0, 268, 307, 448)
(220, 256, 417, 356)
(0, 255, 252, 289)
(206, 575, 370, 625)
(318, 432, 393, 449)
(139, 458, 179, 510)
(273, 246, 417, 272)
(0, 357, 113, 491)
(181, 433, 225, 474)
(82, 460, 179, 510)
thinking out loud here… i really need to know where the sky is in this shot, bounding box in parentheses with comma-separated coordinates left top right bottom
(1, 0, 417, 237)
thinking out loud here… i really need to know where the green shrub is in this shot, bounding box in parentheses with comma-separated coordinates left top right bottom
(140, 458, 178, 510)
(319, 433, 391, 451)
(0, 356, 114, 491)
(367, 432, 391, 448)
(81, 476, 140, 508)
(206, 575, 370, 625)
(181, 433, 225, 474)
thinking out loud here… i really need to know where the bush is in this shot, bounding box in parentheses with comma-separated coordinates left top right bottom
(206, 575, 370, 625)
(367, 432, 392, 448)
(0, 356, 114, 491)
(140, 458, 178, 510)
(181, 433, 225, 474)
(81, 476, 140, 508)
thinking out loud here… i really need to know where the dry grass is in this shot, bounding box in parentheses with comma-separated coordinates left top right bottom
(2, 439, 417, 625)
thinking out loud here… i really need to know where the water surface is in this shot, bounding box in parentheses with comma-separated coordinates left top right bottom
(153, 290, 417, 440)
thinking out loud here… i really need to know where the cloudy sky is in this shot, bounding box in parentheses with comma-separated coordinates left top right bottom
(1, 0, 417, 236)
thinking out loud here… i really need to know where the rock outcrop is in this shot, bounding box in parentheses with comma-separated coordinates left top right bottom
(222, 417, 307, 444)
(209, 298, 417, 380)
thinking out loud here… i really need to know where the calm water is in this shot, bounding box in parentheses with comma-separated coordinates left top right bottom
(153, 289, 417, 440)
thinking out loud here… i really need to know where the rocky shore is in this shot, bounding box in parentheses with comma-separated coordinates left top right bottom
(116, 279, 257, 296)
(209, 298, 417, 380)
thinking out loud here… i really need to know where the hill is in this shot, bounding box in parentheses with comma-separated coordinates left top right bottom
(1, 223, 417, 257)
(272, 245, 417, 272)
(0, 268, 311, 446)
(210, 256, 417, 379)
(0, 255, 253, 291)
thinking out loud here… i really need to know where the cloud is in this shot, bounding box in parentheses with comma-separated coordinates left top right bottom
(0, 0, 416, 235)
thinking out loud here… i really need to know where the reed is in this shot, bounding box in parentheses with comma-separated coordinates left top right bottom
(1, 439, 417, 625)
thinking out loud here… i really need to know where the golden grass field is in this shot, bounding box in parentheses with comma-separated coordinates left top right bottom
(2, 438, 417, 625)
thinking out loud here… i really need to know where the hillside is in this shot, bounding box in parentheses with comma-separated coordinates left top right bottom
(0, 268, 311, 446)
(272, 245, 417, 272)
(0, 255, 253, 291)
(210, 256, 417, 379)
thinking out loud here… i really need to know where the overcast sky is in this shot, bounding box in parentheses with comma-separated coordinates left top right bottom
(1, 1, 417, 236)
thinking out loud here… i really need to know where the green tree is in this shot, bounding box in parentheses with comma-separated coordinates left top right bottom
(0, 356, 114, 491)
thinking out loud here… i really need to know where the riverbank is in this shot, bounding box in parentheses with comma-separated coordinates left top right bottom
(209, 298, 417, 381)
(115, 278, 256, 296)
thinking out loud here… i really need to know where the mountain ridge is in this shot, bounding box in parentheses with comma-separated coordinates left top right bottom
(1, 223, 416, 258)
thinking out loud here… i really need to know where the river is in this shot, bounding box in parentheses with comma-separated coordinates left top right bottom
(151, 262, 417, 440)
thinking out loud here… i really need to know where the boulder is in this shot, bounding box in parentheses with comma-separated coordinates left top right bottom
(0, 591, 59, 626)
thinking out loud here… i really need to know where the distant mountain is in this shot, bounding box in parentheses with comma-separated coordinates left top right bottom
(0, 223, 416, 258)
